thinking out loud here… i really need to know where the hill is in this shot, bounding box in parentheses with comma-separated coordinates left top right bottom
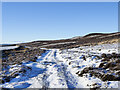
(19, 32, 120, 49)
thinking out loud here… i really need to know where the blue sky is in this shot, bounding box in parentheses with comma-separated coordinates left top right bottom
(2, 2, 118, 43)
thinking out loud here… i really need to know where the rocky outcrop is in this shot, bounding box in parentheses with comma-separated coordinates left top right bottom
(76, 53, 120, 81)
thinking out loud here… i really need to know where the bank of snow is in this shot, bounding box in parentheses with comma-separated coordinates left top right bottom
(0, 46, 19, 50)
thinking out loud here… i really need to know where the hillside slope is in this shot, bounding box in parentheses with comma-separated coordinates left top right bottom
(20, 32, 120, 49)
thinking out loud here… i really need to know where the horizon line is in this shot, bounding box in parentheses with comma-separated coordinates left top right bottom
(1, 31, 119, 44)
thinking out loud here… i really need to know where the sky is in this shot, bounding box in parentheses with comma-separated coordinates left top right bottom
(2, 2, 118, 43)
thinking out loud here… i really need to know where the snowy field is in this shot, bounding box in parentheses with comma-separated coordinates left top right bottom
(0, 43, 120, 88)
(0, 46, 19, 51)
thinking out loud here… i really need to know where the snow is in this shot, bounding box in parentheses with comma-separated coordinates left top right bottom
(1, 43, 120, 88)
(0, 46, 19, 50)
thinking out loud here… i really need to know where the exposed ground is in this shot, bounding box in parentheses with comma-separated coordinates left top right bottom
(0, 32, 120, 89)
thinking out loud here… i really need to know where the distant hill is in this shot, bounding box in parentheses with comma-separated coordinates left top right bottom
(2, 32, 120, 49)
(0, 44, 17, 47)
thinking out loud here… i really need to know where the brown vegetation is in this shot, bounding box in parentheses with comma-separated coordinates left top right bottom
(2, 46, 46, 67)
(76, 53, 120, 81)
(2, 32, 120, 49)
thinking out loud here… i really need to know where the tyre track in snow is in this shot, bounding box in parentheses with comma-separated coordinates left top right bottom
(41, 50, 53, 88)
(42, 49, 67, 88)
(53, 50, 78, 88)
(35, 49, 79, 88)
(25, 50, 52, 88)
(41, 49, 66, 88)
(25, 50, 51, 88)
